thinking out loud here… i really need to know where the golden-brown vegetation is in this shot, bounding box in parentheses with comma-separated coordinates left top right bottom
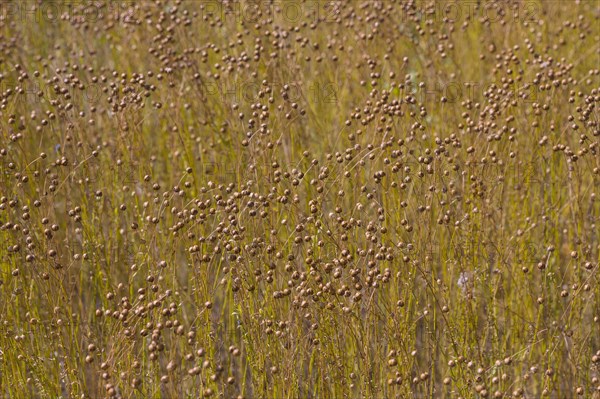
(0, 1, 599, 398)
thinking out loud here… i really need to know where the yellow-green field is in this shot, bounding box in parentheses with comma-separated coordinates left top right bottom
(1, 1, 599, 398)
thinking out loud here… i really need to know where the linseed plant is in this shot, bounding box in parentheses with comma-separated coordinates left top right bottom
(0, 0, 599, 398)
